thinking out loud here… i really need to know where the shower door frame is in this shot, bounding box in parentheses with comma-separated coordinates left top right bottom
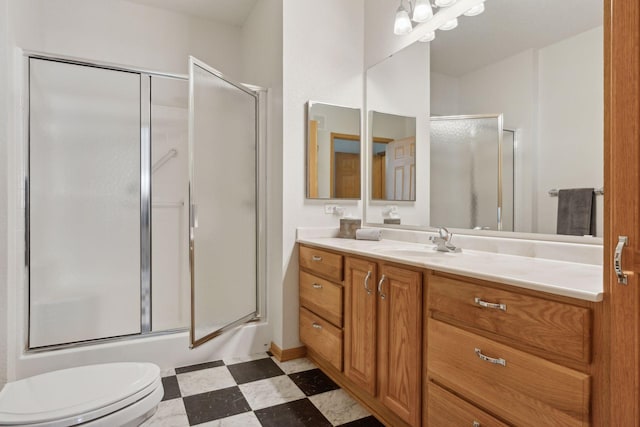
(21, 51, 267, 352)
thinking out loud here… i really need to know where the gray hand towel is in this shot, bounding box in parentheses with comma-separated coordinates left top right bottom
(556, 188, 595, 236)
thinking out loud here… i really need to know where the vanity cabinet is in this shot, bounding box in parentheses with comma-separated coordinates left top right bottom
(298, 246, 344, 371)
(297, 243, 596, 427)
(426, 272, 593, 427)
(344, 257, 422, 427)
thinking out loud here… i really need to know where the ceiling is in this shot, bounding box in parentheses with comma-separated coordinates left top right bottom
(430, 0, 603, 76)
(126, 0, 258, 26)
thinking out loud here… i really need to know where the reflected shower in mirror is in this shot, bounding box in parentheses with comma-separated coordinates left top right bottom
(307, 102, 361, 199)
(370, 111, 416, 201)
(430, 114, 515, 231)
(364, 0, 603, 239)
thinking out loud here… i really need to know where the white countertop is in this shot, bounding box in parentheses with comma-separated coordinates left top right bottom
(297, 237, 603, 302)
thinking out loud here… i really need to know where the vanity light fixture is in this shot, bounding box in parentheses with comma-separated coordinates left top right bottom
(434, 0, 457, 6)
(419, 31, 436, 42)
(395, 0, 486, 41)
(464, 2, 485, 16)
(394, 1, 413, 35)
(439, 18, 459, 31)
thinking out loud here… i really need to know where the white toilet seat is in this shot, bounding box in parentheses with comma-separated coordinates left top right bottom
(0, 363, 163, 426)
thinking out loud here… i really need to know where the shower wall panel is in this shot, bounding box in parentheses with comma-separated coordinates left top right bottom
(29, 59, 142, 347)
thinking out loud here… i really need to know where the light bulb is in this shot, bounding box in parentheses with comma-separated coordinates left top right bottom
(435, 0, 457, 7)
(412, 0, 433, 23)
(419, 31, 436, 42)
(394, 4, 413, 35)
(439, 18, 458, 31)
(464, 2, 485, 16)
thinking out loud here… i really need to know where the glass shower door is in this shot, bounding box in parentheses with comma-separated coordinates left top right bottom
(430, 115, 505, 231)
(188, 57, 259, 347)
(29, 58, 142, 347)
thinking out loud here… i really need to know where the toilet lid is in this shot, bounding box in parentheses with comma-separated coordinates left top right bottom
(0, 362, 160, 425)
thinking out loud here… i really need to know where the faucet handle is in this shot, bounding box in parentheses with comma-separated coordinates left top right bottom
(437, 226, 452, 242)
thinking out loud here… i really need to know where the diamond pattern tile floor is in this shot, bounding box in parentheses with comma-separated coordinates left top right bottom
(143, 352, 385, 426)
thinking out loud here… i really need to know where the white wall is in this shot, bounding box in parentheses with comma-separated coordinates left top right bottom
(0, 0, 9, 388)
(240, 0, 284, 349)
(281, 0, 364, 349)
(11, 0, 242, 76)
(536, 27, 603, 236)
(430, 72, 459, 116)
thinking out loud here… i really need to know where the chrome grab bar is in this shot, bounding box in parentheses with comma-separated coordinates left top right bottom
(152, 148, 178, 173)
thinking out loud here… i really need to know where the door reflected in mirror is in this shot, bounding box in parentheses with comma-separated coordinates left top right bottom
(370, 111, 416, 201)
(307, 102, 361, 199)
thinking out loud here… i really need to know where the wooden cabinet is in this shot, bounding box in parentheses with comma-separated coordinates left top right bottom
(298, 244, 596, 427)
(344, 257, 377, 394)
(298, 246, 344, 371)
(344, 257, 422, 426)
(426, 272, 593, 427)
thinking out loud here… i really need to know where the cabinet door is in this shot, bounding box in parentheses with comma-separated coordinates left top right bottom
(344, 257, 378, 395)
(377, 264, 422, 426)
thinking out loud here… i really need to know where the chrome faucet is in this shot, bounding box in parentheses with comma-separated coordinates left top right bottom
(429, 227, 461, 253)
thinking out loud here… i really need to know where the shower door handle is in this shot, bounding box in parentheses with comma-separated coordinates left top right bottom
(191, 204, 198, 228)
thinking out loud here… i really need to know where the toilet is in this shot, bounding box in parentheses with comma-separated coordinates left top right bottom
(0, 363, 163, 426)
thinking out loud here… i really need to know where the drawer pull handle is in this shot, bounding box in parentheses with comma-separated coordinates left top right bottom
(312, 322, 323, 330)
(473, 422, 481, 427)
(475, 348, 506, 366)
(378, 275, 386, 300)
(312, 283, 323, 289)
(311, 255, 323, 262)
(474, 297, 506, 311)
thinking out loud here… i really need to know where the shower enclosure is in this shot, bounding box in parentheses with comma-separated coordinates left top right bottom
(26, 53, 265, 350)
(429, 114, 515, 231)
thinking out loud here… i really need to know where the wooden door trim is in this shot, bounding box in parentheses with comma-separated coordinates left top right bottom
(605, 0, 639, 425)
(308, 120, 319, 198)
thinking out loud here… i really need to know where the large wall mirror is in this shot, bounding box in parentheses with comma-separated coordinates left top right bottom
(307, 102, 361, 199)
(365, 0, 603, 240)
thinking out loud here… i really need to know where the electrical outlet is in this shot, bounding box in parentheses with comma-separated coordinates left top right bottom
(324, 204, 338, 214)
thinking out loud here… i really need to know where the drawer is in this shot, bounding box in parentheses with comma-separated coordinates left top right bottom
(299, 271, 343, 327)
(300, 307, 343, 371)
(428, 274, 591, 363)
(427, 382, 509, 427)
(428, 320, 591, 427)
(299, 245, 343, 282)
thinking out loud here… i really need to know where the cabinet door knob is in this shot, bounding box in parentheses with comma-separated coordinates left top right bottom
(378, 275, 386, 300)
(475, 348, 506, 366)
(474, 297, 506, 311)
(364, 271, 372, 295)
(311, 255, 323, 262)
(312, 283, 323, 289)
(312, 322, 323, 330)
(473, 422, 481, 427)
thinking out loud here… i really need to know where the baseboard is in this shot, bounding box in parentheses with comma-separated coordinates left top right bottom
(269, 342, 307, 362)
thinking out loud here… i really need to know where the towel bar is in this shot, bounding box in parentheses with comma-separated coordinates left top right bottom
(548, 188, 604, 197)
